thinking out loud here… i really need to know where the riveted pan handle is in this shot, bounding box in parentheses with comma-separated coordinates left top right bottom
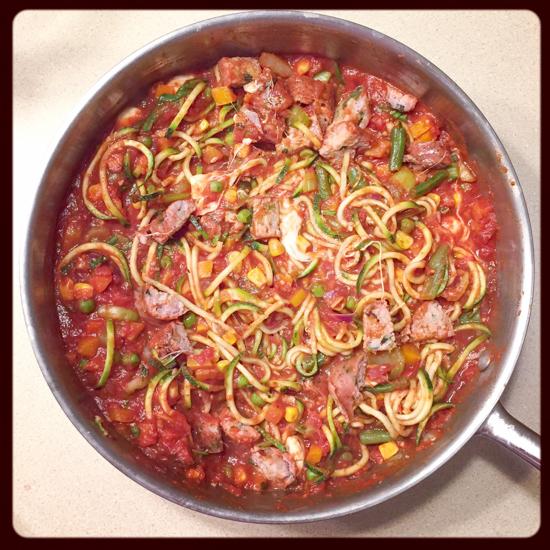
(477, 402, 540, 469)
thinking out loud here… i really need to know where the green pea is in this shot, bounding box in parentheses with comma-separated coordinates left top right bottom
(400, 218, 415, 234)
(79, 299, 96, 314)
(237, 208, 252, 224)
(210, 180, 223, 192)
(310, 283, 325, 298)
(183, 312, 197, 329)
(122, 353, 140, 366)
(130, 424, 140, 438)
(345, 296, 357, 311)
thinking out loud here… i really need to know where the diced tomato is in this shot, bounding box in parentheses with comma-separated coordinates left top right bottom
(368, 113, 388, 132)
(87, 184, 103, 202)
(369, 446, 384, 465)
(366, 364, 390, 384)
(137, 419, 158, 447)
(185, 465, 206, 483)
(265, 402, 285, 425)
(89, 265, 113, 293)
(77, 336, 101, 358)
(191, 347, 216, 367)
(194, 367, 224, 381)
(466, 197, 497, 245)
(116, 321, 145, 342)
(85, 318, 105, 335)
(155, 83, 175, 97)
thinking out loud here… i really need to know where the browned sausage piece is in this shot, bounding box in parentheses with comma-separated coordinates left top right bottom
(143, 286, 187, 321)
(217, 57, 262, 87)
(140, 199, 196, 244)
(363, 300, 396, 352)
(148, 321, 193, 358)
(250, 448, 297, 489)
(327, 353, 367, 421)
(410, 301, 454, 342)
(249, 197, 280, 240)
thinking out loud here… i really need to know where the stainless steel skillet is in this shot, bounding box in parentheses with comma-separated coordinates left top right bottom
(21, 10, 539, 523)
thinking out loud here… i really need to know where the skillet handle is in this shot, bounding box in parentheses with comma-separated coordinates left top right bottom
(477, 402, 540, 469)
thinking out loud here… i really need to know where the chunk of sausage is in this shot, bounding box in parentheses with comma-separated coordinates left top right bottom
(234, 106, 286, 145)
(277, 109, 323, 154)
(148, 321, 193, 359)
(247, 79, 293, 113)
(285, 75, 335, 130)
(404, 140, 451, 169)
(250, 448, 297, 489)
(410, 301, 454, 342)
(191, 412, 223, 454)
(363, 300, 396, 352)
(218, 409, 261, 444)
(319, 86, 370, 158)
(142, 286, 187, 321)
(385, 84, 418, 112)
(140, 200, 195, 244)
(327, 353, 367, 421)
(217, 57, 262, 87)
(250, 197, 281, 239)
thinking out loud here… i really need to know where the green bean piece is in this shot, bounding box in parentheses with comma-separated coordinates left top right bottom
(388, 125, 407, 172)
(315, 164, 332, 199)
(414, 170, 449, 197)
(359, 429, 392, 445)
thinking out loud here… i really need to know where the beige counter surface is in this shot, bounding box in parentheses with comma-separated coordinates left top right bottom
(13, 10, 540, 537)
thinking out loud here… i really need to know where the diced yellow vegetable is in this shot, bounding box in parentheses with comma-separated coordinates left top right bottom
(196, 320, 208, 334)
(198, 118, 210, 132)
(235, 143, 251, 158)
(289, 288, 308, 308)
(410, 117, 433, 142)
(268, 238, 285, 257)
(306, 444, 323, 465)
(296, 59, 311, 75)
(228, 251, 243, 273)
(225, 188, 237, 203)
(73, 282, 94, 299)
(400, 343, 421, 365)
(198, 260, 213, 278)
(379, 441, 399, 460)
(132, 201, 142, 209)
(296, 235, 311, 253)
(247, 267, 267, 288)
(222, 330, 237, 345)
(395, 230, 414, 250)
(212, 86, 237, 106)
(284, 406, 299, 423)
(217, 359, 229, 371)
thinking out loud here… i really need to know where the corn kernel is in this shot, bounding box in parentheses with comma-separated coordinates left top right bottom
(247, 267, 267, 288)
(198, 260, 213, 278)
(228, 251, 243, 273)
(217, 359, 230, 371)
(284, 406, 299, 423)
(296, 59, 311, 75)
(196, 320, 208, 334)
(222, 330, 237, 345)
(289, 288, 308, 308)
(395, 230, 413, 250)
(379, 441, 399, 460)
(198, 118, 210, 132)
(73, 282, 94, 300)
(225, 188, 237, 203)
(212, 86, 237, 106)
(400, 343, 421, 365)
(306, 444, 323, 465)
(268, 238, 284, 257)
(296, 235, 311, 253)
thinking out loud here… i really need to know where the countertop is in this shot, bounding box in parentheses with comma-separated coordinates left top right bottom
(13, 9, 540, 537)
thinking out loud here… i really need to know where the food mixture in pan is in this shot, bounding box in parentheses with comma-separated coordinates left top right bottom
(55, 53, 497, 496)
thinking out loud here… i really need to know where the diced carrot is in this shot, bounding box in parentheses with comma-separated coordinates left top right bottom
(212, 86, 237, 106)
(306, 444, 323, 465)
(77, 336, 101, 358)
(85, 319, 105, 335)
(59, 277, 75, 301)
(117, 321, 145, 342)
(73, 282, 94, 300)
(155, 84, 175, 97)
(198, 260, 213, 278)
(88, 266, 113, 294)
(87, 184, 103, 202)
(290, 288, 308, 308)
(185, 465, 206, 482)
